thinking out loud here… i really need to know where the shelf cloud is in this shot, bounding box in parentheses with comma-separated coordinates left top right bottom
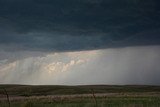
(0, 0, 160, 54)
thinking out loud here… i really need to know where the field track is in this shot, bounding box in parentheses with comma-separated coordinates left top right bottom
(1, 92, 160, 102)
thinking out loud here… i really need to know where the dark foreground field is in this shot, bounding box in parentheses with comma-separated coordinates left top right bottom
(0, 85, 160, 107)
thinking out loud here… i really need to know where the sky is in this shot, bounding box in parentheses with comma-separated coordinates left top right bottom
(0, 0, 160, 85)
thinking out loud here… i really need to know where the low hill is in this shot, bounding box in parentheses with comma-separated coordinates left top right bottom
(0, 85, 160, 96)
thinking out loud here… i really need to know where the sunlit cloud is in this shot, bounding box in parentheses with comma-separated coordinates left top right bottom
(0, 50, 99, 84)
(44, 50, 98, 73)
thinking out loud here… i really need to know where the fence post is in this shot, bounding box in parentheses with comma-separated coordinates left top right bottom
(91, 89, 97, 107)
(3, 88, 11, 107)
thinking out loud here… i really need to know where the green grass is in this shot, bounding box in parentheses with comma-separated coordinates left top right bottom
(0, 96, 160, 107)
(0, 85, 160, 107)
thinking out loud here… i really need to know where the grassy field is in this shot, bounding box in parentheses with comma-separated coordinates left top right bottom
(0, 85, 160, 107)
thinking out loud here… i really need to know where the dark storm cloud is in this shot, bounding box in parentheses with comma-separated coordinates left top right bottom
(0, 0, 160, 52)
